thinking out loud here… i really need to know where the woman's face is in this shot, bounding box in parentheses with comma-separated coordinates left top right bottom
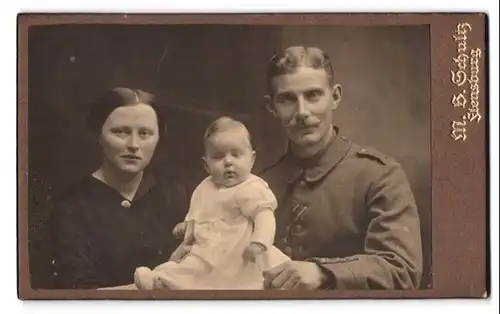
(99, 103, 160, 174)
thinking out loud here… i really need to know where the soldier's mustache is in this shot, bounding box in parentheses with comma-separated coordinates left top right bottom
(285, 117, 320, 128)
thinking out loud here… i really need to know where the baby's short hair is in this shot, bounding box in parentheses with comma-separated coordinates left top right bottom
(204, 116, 252, 150)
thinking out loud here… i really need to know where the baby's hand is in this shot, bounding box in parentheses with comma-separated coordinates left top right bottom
(172, 221, 188, 239)
(242, 242, 266, 263)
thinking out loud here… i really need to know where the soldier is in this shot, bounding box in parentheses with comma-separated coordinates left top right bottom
(260, 46, 423, 290)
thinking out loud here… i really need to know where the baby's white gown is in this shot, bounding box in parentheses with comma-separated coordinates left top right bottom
(152, 174, 290, 289)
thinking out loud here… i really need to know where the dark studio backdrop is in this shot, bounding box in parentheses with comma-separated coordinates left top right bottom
(27, 24, 431, 289)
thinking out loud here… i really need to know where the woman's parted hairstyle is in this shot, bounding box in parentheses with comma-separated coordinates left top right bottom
(266, 46, 335, 97)
(85, 87, 166, 136)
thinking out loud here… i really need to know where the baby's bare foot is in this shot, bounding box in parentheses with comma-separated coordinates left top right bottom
(134, 266, 156, 290)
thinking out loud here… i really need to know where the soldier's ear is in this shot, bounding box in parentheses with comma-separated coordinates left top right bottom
(264, 94, 278, 117)
(331, 84, 342, 110)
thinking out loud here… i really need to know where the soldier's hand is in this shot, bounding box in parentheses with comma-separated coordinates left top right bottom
(263, 260, 328, 290)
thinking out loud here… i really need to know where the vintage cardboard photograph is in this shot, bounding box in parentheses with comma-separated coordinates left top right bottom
(17, 13, 488, 300)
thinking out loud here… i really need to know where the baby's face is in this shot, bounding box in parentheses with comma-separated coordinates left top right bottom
(204, 130, 255, 188)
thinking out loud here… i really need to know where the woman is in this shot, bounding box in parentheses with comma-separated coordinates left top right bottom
(50, 87, 189, 289)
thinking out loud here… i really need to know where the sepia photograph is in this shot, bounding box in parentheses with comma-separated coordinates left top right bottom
(17, 13, 488, 300)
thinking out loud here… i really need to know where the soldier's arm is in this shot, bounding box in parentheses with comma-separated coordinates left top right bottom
(311, 163, 423, 290)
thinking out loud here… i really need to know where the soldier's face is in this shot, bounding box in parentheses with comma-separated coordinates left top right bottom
(269, 67, 341, 148)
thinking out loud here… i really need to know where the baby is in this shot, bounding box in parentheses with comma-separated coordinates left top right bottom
(134, 116, 290, 290)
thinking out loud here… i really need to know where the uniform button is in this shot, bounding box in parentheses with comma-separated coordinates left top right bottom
(360, 148, 367, 153)
(291, 224, 304, 233)
(157, 250, 163, 255)
(299, 180, 307, 187)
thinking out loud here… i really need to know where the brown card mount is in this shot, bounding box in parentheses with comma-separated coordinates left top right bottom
(17, 13, 489, 300)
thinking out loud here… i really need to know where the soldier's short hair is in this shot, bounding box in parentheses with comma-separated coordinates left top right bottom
(266, 46, 335, 97)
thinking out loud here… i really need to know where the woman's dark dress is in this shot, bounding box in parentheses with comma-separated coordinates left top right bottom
(50, 173, 189, 289)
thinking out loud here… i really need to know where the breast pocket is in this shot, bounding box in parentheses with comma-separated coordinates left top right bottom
(305, 186, 364, 257)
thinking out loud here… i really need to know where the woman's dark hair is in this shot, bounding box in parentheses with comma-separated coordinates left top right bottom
(85, 87, 166, 136)
(266, 46, 335, 97)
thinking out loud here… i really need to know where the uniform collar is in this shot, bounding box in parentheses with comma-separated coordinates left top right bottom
(284, 126, 352, 184)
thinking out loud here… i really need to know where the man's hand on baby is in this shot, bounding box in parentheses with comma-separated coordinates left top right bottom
(172, 221, 188, 239)
(263, 260, 328, 290)
(242, 242, 266, 263)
